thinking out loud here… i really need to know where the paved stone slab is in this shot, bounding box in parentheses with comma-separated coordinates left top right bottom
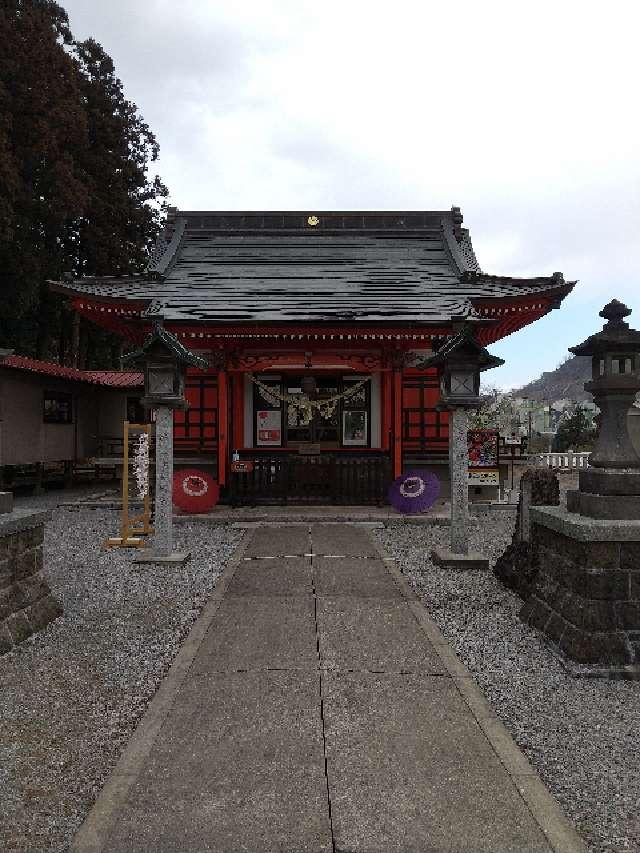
(313, 556, 400, 598)
(106, 671, 332, 853)
(322, 672, 550, 852)
(190, 595, 317, 672)
(310, 523, 379, 556)
(316, 597, 445, 672)
(322, 671, 473, 734)
(243, 525, 310, 557)
(327, 758, 551, 853)
(226, 557, 312, 596)
(72, 523, 583, 853)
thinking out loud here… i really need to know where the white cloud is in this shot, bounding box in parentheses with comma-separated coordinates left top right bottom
(62, 0, 640, 383)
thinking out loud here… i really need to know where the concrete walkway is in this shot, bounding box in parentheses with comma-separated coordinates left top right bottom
(72, 524, 585, 853)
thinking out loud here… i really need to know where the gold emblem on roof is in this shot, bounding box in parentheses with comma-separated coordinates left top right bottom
(307, 215, 320, 226)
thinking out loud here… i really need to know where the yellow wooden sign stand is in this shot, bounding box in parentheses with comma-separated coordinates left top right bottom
(105, 421, 154, 548)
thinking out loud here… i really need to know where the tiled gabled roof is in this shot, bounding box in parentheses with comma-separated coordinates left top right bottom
(49, 209, 575, 325)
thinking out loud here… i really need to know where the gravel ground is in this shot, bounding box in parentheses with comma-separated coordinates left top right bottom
(0, 488, 242, 852)
(375, 513, 640, 853)
(3, 482, 637, 852)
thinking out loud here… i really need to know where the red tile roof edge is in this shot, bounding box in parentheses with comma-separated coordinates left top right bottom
(0, 355, 143, 387)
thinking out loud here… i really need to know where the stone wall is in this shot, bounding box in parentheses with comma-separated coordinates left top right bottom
(520, 521, 640, 665)
(493, 468, 560, 598)
(0, 508, 62, 655)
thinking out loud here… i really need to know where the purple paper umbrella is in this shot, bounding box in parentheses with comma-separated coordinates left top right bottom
(388, 470, 441, 515)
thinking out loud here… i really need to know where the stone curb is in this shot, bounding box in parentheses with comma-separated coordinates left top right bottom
(69, 529, 253, 853)
(0, 508, 50, 535)
(172, 505, 516, 524)
(371, 536, 589, 853)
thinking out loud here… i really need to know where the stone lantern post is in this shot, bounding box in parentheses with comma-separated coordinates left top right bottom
(519, 299, 640, 674)
(123, 320, 208, 564)
(566, 299, 640, 519)
(420, 324, 504, 568)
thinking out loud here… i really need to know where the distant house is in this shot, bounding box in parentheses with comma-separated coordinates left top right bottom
(0, 352, 143, 489)
(508, 394, 640, 457)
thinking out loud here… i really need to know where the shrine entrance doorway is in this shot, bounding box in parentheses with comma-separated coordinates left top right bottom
(252, 373, 373, 451)
(284, 376, 340, 448)
(230, 370, 387, 505)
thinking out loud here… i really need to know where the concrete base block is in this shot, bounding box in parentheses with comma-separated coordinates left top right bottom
(133, 550, 191, 565)
(0, 511, 61, 656)
(551, 646, 640, 681)
(580, 467, 640, 496)
(431, 548, 490, 570)
(105, 536, 146, 548)
(566, 489, 580, 513)
(523, 509, 640, 671)
(576, 491, 640, 520)
(0, 492, 13, 514)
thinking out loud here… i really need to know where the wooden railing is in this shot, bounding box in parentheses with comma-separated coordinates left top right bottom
(228, 454, 392, 506)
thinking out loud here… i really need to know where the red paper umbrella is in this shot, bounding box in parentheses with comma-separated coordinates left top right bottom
(172, 469, 219, 513)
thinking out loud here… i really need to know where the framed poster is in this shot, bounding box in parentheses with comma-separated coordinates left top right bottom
(467, 428, 499, 467)
(256, 409, 282, 446)
(343, 411, 367, 446)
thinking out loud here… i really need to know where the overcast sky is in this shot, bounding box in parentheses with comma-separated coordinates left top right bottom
(62, 0, 640, 389)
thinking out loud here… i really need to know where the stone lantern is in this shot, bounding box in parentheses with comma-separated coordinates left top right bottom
(519, 299, 640, 674)
(566, 299, 640, 519)
(123, 319, 208, 564)
(419, 324, 504, 567)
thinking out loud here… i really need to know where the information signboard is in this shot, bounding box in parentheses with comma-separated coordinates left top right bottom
(468, 468, 500, 485)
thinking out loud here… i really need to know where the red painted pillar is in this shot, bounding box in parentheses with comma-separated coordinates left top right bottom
(217, 370, 228, 486)
(232, 373, 244, 451)
(393, 369, 403, 479)
(381, 372, 391, 452)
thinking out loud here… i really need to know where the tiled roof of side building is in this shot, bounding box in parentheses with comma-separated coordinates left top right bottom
(48, 209, 576, 324)
(0, 355, 143, 387)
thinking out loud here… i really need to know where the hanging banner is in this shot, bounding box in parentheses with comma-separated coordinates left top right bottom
(256, 410, 282, 446)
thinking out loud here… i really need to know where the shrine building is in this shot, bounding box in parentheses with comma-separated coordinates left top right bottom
(51, 208, 575, 505)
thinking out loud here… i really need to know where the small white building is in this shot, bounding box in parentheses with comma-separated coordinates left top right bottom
(0, 352, 143, 489)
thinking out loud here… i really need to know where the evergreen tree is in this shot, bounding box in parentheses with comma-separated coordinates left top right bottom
(72, 37, 167, 279)
(552, 406, 596, 452)
(0, 0, 87, 358)
(0, 1, 168, 365)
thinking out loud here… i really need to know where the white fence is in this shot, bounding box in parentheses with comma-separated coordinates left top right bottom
(535, 452, 590, 470)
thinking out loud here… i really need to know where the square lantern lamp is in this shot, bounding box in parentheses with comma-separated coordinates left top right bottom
(123, 321, 208, 410)
(441, 363, 481, 406)
(143, 353, 186, 409)
(419, 325, 504, 409)
(569, 300, 640, 387)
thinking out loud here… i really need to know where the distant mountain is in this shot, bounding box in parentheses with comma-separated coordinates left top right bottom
(514, 355, 592, 402)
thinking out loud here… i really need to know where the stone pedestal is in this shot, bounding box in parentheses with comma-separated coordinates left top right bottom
(493, 468, 560, 598)
(431, 408, 489, 569)
(520, 506, 640, 674)
(450, 407, 469, 554)
(0, 508, 62, 655)
(431, 547, 489, 569)
(567, 468, 640, 520)
(134, 406, 189, 565)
